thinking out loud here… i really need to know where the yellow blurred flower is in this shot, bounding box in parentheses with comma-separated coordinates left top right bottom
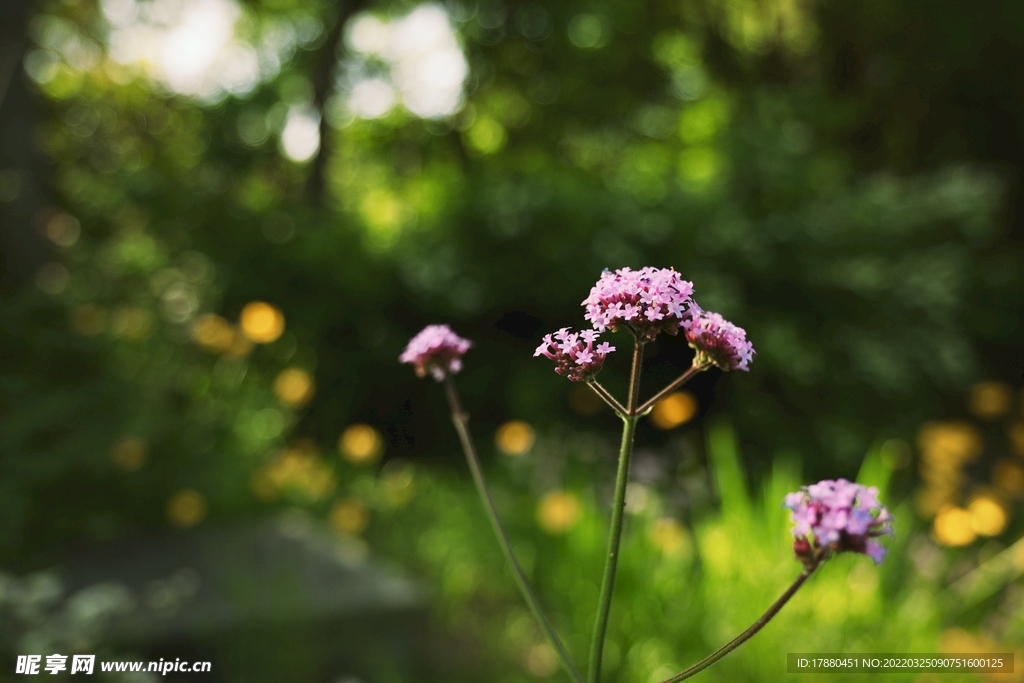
(536, 491, 582, 535)
(330, 498, 370, 536)
(968, 495, 1008, 537)
(495, 420, 535, 456)
(339, 424, 384, 465)
(1008, 422, 1024, 458)
(111, 307, 154, 340)
(918, 421, 982, 464)
(968, 381, 1012, 420)
(649, 518, 692, 558)
(167, 489, 207, 528)
(933, 505, 976, 547)
(192, 313, 235, 353)
(274, 368, 315, 407)
(649, 391, 698, 430)
(110, 436, 148, 471)
(992, 459, 1024, 497)
(255, 440, 336, 501)
(239, 301, 284, 343)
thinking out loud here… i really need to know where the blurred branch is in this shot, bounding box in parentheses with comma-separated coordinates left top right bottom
(308, 0, 368, 206)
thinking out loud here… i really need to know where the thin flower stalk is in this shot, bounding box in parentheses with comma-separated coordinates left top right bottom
(658, 561, 821, 683)
(636, 363, 707, 416)
(586, 380, 627, 417)
(442, 377, 584, 683)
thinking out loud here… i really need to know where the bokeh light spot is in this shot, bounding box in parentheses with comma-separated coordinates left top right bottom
(1008, 422, 1024, 458)
(524, 643, 558, 678)
(567, 14, 609, 49)
(112, 307, 154, 340)
(339, 424, 384, 465)
(167, 489, 207, 528)
(280, 106, 320, 163)
(344, 5, 468, 119)
(193, 313, 235, 353)
(273, 368, 315, 407)
(649, 518, 692, 558)
(933, 505, 976, 546)
(968, 381, 1012, 420)
(239, 301, 285, 343)
(968, 495, 1008, 537)
(495, 420, 535, 456)
(993, 459, 1024, 497)
(465, 116, 507, 155)
(536, 490, 581, 535)
(649, 391, 698, 430)
(111, 436, 148, 471)
(330, 498, 370, 536)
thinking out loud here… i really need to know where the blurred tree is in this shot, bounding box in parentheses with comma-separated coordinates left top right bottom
(0, 0, 1020, 585)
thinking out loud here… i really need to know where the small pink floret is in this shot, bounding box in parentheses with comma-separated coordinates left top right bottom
(400, 324, 474, 381)
(784, 479, 893, 565)
(682, 309, 755, 372)
(581, 267, 696, 341)
(534, 327, 616, 382)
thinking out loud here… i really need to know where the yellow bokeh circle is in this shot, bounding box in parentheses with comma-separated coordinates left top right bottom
(239, 301, 285, 343)
(339, 424, 384, 465)
(495, 420, 535, 456)
(111, 436, 148, 471)
(274, 368, 315, 407)
(167, 489, 207, 528)
(649, 391, 698, 430)
(967, 381, 1012, 420)
(536, 491, 582, 535)
(932, 505, 975, 546)
(330, 498, 370, 536)
(968, 495, 1008, 537)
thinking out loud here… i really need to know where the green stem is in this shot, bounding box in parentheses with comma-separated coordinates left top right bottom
(588, 340, 645, 683)
(443, 377, 584, 683)
(636, 363, 706, 416)
(658, 563, 819, 683)
(587, 380, 627, 417)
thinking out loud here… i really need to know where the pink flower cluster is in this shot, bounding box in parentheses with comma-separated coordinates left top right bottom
(534, 328, 616, 382)
(582, 267, 696, 342)
(784, 479, 893, 565)
(682, 309, 755, 372)
(399, 324, 473, 381)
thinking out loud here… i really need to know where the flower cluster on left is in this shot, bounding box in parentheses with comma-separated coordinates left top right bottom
(398, 324, 473, 381)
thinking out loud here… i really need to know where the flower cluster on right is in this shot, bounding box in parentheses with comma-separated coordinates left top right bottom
(785, 479, 894, 565)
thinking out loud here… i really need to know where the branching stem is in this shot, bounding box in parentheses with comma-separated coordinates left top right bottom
(587, 340, 645, 683)
(636, 363, 707, 416)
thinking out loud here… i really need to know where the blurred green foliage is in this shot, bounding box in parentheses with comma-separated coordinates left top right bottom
(1, 0, 1023, 679)
(372, 422, 1023, 682)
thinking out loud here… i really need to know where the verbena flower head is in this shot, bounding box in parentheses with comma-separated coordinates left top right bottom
(784, 479, 894, 566)
(582, 267, 696, 342)
(534, 328, 615, 382)
(682, 308, 755, 371)
(400, 325, 473, 381)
